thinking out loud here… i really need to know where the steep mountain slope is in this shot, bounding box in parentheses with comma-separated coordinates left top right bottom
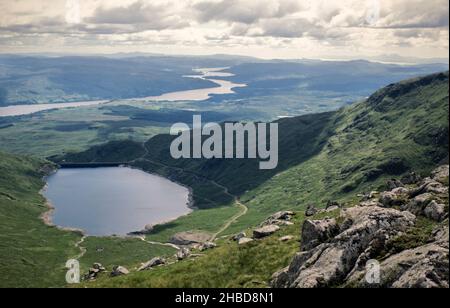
(0, 152, 81, 287)
(58, 71, 449, 247)
(1, 71, 448, 288)
(82, 165, 449, 288)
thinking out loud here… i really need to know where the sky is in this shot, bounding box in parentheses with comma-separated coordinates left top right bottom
(0, 0, 448, 60)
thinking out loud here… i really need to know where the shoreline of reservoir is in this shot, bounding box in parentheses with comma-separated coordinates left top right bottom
(40, 166, 194, 237)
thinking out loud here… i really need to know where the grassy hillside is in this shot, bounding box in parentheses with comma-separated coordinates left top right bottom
(0, 151, 81, 287)
(60, 72, 449, 242)
(0, 151, 183, 287)
(1, 71, 448, 288)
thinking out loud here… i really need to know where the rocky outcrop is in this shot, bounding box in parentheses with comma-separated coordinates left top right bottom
(387, 179, 404, 190)
(401, 172, 422, 185)
(431, 165, 449, 184)
(272, 206, 416, 288)
(377, 166, 449, 222)
(198, 242, 217, 252)
(238, 237, 254, 245)
(253, 225, 281, 239)
(175, 248, 191, 261)
(305, 204, 318, 217)
(138, 257, 166, 271)
(272, 165, 449, 289)
(111, 266, 130, 277)
(232, 232, 247, 242)
(261, 211, 295, 226)
(84, 263, 106, 281)
(345, 224, 449, 288)
(301, 219, 339, 251)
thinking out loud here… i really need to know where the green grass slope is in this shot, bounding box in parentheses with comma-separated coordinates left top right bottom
(60, 71, 449, 240)
(0, 152, 82, 288)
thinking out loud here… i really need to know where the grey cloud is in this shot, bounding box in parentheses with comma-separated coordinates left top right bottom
(87, 0, 189, 31)
(194, 0, 302, 24)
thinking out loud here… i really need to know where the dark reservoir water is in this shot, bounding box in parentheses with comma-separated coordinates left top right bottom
(43, 167, 191, 236)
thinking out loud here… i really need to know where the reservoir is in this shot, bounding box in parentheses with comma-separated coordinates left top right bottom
(43, 167, 191, 236)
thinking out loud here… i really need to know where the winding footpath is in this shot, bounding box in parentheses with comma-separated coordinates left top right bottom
(73, 236, 87, 260)
(133, 142, 249, 242)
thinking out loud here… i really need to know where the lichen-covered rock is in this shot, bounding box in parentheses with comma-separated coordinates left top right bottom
(359, 200, 382, 207)
(401, 172, 422, 185)
(423, 201, 447, 222)
(431, 165, 449, 184)
(138, 257, 166, 271)
(253, 225, 280, 239)
(301, 219, 339, 251)
(238, 237, 254, 245)
(273, 166, 449, 289)
(379, 191, 406, 207)
(199, 242, 217, 251)
(346, 225, 449, 288)
(387, 179, 404, 190)
(403, 193, 434, 215)
(170, 232, 211, 246)
(232, 232, 247, 242)
(111, 266, 129, 277)
(269, 211, 295, 221)
(262, 211, 296, 226)
(305, 204, 318, 217)
(175, 248, 191, 261)
(272, 207, 416, 288)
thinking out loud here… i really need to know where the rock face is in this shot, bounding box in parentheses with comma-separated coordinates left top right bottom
(253, 225, 281, 239)
(345, 225, 449, 288)
(301, 219, 339, 251)
(431, 165, 449, 184)
(272, 207, 416, 288)
(272, 165, 449, 289)
(377, 166, 449, 223)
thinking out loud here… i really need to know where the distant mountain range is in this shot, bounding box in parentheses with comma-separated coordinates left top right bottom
(0, 54, 447, 106)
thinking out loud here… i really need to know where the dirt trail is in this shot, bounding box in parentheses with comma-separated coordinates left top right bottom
(73, 236, 87, 260)
(133, 142, 249, 242)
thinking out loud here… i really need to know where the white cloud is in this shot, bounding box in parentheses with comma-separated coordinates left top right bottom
(0, 0, 447, 60)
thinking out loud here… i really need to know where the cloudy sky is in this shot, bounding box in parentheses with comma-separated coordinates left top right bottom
(0, 0, 448, 60)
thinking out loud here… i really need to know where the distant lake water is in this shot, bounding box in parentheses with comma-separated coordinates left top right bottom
(43, 167, 191, 236)
(0, 68, 246, 117)
(131, 67, 246, 102)
(0, 100, 109, 117)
